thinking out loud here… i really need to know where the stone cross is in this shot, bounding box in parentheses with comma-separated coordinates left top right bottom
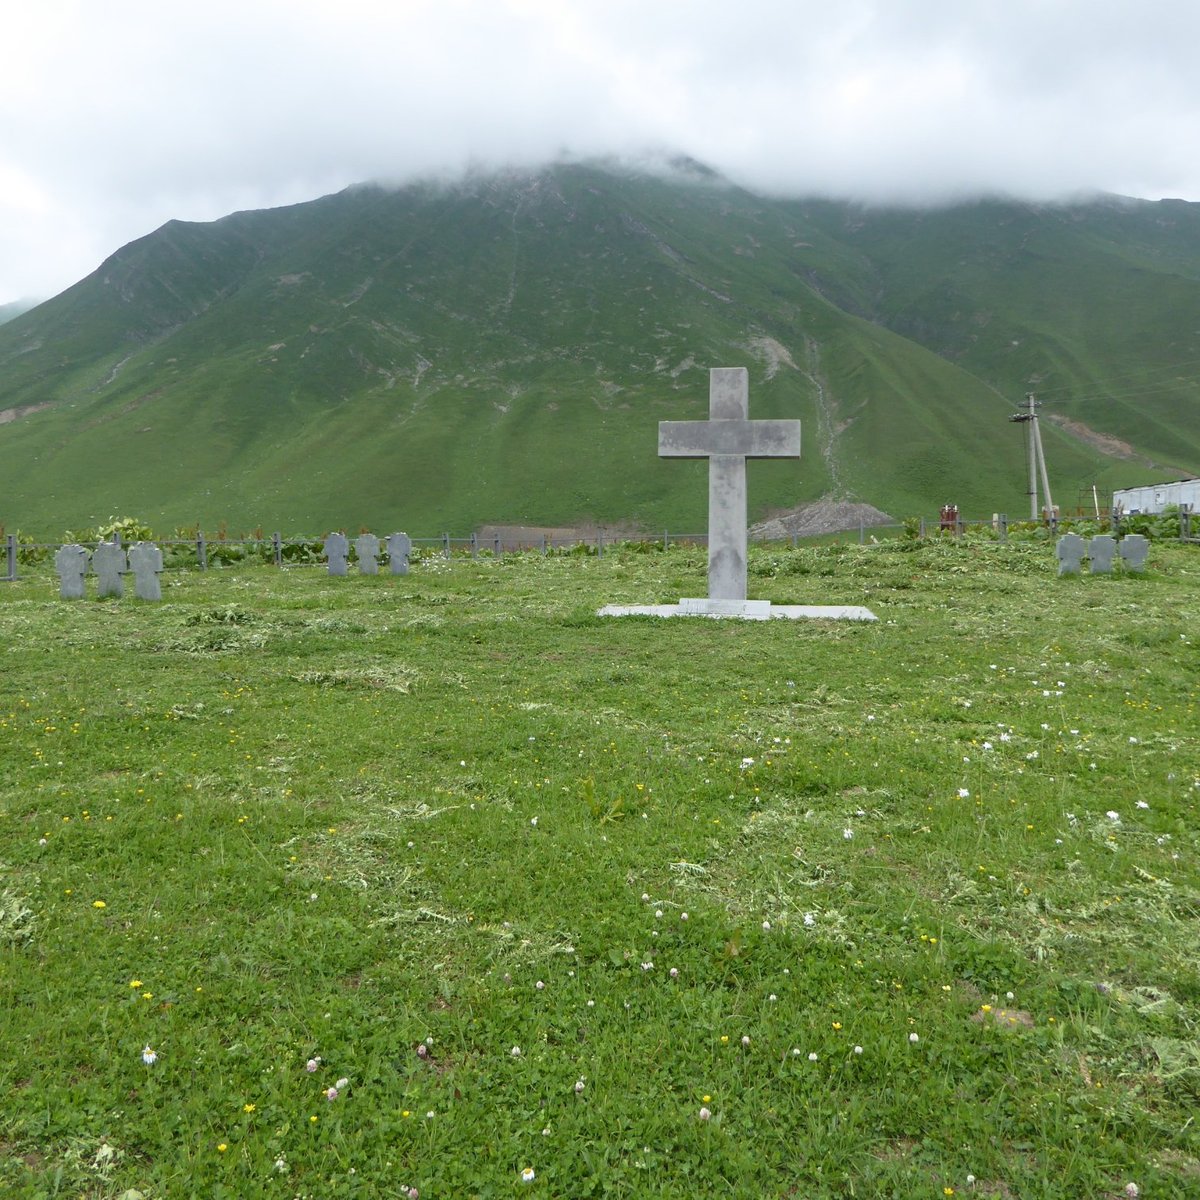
(324, 531, 349, 576)
(355, 533, 380, 575)
(1055, 532, 1085, 575)
(92, 541, 127, 598)
(1119, 533, 1149, 572)
(128, 541, 164, 601)
(659, 367, 801, 602)
(386, 532, 412, 575)
(1089, 534, 1117, 574)
(55, 544, 89, 599)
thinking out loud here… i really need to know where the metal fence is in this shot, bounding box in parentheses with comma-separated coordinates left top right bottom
(3, 507, 1193, 582)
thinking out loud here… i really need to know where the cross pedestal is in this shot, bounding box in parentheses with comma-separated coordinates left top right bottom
(658, 367, 801, 604)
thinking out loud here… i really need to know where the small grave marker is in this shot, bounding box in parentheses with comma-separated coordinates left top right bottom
(129, 541, 164, 601)
(1055, 533, 1085, 575)
(324, 532, 349, 577)
(1089, 534, 1116, 574)
(1119, 534, 1149, 572)
(55, 544, 89, 599)
(355, 533, 380, 576)
(387, 532, 412, 575)
(92, 541, 128, 598)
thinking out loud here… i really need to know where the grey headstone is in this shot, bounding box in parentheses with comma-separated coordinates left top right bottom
(355, 533, 380, 575)
(1119, 534, 1149, 572)
(1055, 532, 1085, 576)
(386, 532, 412, 575)
(92, 541, 127, 598)
(55, 543, 89, 599)
(128, 541, 164, 601)
(1089, 535, 1117, 574)
(658, 367, 801, 602)
(324, 531, 349, 576)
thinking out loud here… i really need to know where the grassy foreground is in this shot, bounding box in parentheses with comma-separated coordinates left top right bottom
(1, 539, 1197, 1199)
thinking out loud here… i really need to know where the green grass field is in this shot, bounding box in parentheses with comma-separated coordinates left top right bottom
(1, 539, 1197, 1198)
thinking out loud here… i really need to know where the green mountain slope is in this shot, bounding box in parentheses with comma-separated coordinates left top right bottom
(1, 162, 1198, 535)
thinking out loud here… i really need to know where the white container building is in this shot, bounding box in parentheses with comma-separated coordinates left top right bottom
(1112, 478, 1200, 514)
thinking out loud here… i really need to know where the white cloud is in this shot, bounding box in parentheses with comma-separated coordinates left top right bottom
(2, 0, 1199, 301)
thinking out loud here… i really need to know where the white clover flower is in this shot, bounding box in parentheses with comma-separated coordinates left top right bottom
(1124, 1185, 1139, 1199)
(669, 967, 679, 978)
(762, 920, 771, 932)
(808, 1052, 818, 1061)
(510, 1045, 522, 1057)
(521, 1166, 536, 1183)
(909, 1032, 920, 1043)
(535, 980, 545, 990)
(1136, 800, 1149, 809)
(804, 912, 816, 927)
(741, 1035, 751, 1047)
(336, 1077, 349, 1090)
(853, 1045, 863, 1055)
(698, 1106, 711, 1121)
(575, 1079, 586, 1094)
(958, 788, 970, 799)
(842, 828, 854, 840)
(325, 1086, 339, 1101)
(306, 1057, 321, 1072)
(1106, 811, 1121, 823)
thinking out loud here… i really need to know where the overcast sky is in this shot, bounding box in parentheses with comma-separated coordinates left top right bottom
(3, 0, 1199, 304)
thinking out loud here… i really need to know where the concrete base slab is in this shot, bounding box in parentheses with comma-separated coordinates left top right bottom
(598, 599, 878, 622)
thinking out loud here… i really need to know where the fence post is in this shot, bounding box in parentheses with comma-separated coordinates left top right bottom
(114, 531, 123, 548)
(470, 532, 478, 559)
(919, 517, 926, 539)
(495, 535, 502, 558)
(5, 534, 15, 581)
(443, 532, 450, 559)
(273, 532, 282, 567)
(597, 529, 604, 558)
(999, 514, 1007, 543)
(196, 532, 207, 570)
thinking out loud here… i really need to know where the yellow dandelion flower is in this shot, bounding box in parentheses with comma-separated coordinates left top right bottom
(92, 900, 106, 909)
(129, 979, 143, 989)
(217, 1143, 228, 1153)
(243, 1103, 256, 1113)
